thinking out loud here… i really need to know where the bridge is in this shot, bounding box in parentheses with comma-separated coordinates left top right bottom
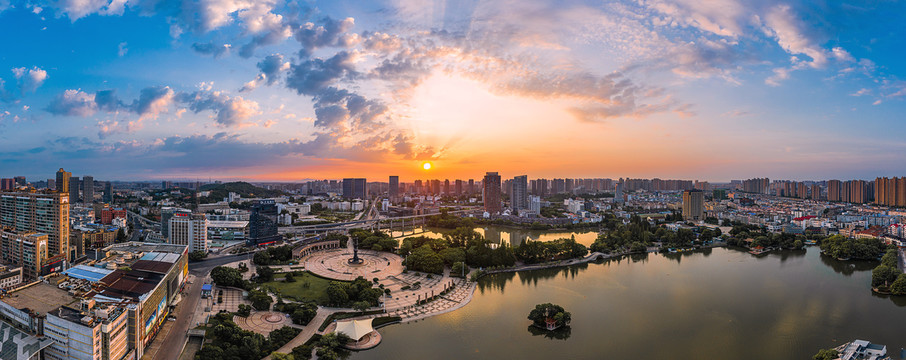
(279, 208, 483, 236)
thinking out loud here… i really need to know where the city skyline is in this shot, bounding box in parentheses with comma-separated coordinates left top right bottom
(2, 1, 906, 181)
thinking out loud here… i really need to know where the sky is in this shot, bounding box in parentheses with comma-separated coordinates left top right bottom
(1, 0, 905, 182)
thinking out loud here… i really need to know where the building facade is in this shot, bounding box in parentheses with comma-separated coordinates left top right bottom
(483, 172, 502, 215)
(0, 190, 70, 261)
(168, 213, 208, 253)
(682, 189, 704, 222)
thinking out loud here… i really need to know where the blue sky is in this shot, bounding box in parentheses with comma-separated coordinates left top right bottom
(0, 0, 905, 182)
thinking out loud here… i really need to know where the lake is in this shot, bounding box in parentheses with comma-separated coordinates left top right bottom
(353, 247, 906, 359)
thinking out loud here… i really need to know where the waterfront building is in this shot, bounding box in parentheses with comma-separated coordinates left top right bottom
(838, 339, 889, 360)
(682, 189, 704, 222)
(483, 172, 502, 215)
(512, 175, 528, 213)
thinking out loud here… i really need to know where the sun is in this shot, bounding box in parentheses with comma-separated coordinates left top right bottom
(422, 162, 432, 170)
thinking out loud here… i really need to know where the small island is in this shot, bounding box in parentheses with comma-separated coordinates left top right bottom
(528, 303, 571, 331)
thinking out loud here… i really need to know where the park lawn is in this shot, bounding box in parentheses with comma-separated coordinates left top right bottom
(261, 271, 341, 305)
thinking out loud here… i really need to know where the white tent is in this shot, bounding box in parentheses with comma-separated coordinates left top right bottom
(334, 319, 374, 341)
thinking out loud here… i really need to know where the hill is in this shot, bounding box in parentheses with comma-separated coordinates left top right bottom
(199, 182, 287, 202)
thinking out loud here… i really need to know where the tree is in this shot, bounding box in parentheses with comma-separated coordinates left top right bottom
(527, 303, 571, 329)
(890, 273, 906, 295)
(451, 262, 469, 278)
(189, 250, 207, 261)
(872, 265, 898, 288)
(237, 304, 252, 317)
(268, 326, 301, 349)
(291, 302, 318, 325)
(406, 245, 445, 274)
(813, 348, 838, 360)
(211, 266, 247, 289)
(249, 289, 273, 311)
(352, 301, 371, 312)
(291, 344, 313, 360)
(257, 266, 275, 283)
(285, 272, 296, 283)
(326, 282, 350, 306)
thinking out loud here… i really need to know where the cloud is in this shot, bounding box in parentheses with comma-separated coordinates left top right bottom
(285, 51, 357, 96)
(191, 42, 231, 57)
(131, 86, 175, 118)
(293, 17, 356, 56)
(175, 89, 260, 127)
(11, 66, 48, 93)
(45, 89, 97, 116)
(117, 41, 128, 56)
(241, 53, 290, 91)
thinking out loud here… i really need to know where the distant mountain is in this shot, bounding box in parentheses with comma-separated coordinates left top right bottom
(199, 181, 287, 201)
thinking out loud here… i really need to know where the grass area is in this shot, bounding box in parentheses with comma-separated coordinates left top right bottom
(260, 271, 342, 305)
(372, 316, 401, 328)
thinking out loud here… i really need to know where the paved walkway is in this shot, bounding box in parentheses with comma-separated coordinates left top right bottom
(264, 307, 338, 359)
(236, 311, 299, 335)
(301, 243, 404, 281)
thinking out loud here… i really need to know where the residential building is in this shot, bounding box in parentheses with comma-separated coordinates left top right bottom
(103, 182, 113, 203)
(0, 229, 49, 280)
(342, 178, 367, 200)
(82, 176, 94, 203)
(483, 172, 502, 214)
(56, 169, 71, 193)
(168, 213, 208, 253)
(512, 175, 528, 213)
(389, 176, 399, 199)
(682, 189, 704, 222)
(0, 190, 70, 261)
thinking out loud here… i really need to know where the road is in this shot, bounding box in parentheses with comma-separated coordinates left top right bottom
(152, 253, 250, 360)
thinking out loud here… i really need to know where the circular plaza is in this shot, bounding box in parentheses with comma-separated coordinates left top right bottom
(304, 248, 404, 281)
(235, 311, 293, 335)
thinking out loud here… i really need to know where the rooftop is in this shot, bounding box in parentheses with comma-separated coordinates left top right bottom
(2, 283, 76, 315)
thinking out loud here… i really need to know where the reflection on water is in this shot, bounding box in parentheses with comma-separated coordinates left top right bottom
(353, 247, 906, 360)
(526, 325, 572, 340)
(389, 225, 599, 247)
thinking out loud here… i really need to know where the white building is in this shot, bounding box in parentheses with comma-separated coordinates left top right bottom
(839, 339, 888, 360)
(168, 213, 209, 253)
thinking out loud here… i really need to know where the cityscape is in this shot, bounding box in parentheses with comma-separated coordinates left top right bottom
(2, 1, 906, 360)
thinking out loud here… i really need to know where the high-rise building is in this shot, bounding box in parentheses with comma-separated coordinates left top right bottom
(827, 180, 842, 202)
(468, 179, 474, 194)
(169, 213, 209, 253)
(13, 176, 25, 186)
(56, 168, 71, 193)
(483, 172, 502, 214)
(0, 229, 48, 280)
(741, 178, 770, 194)
(342, 178, 367, 199)
(70, 176, 81, 203)
(682, 189, 704, 222)
(46, 179, 55, 190)
(0, 190, 70, 261)
(512, 175, 528, 213)
(389, 176, 399, 199)
(82, 175, 94, 203)
(248, 200, 281, 246)
(161, 207, 192, 240)
(444, 179, 451, 195)
(455, 179, 463, 195)
(104, 181, 113, 203)
(0, 179, 13, 190)
(811, 184, 821, 200)
(874, 177, 906, 207)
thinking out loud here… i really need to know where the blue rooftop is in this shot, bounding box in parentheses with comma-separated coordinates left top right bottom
(201, 284, 212, 291)
(64, 265, 114, 282)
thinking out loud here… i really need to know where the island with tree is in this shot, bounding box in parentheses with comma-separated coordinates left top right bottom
(527, 303, 571, 332)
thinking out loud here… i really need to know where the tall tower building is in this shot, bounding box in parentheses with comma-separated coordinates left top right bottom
(168, 213, 209, 253)
(69, 176, 81, 203)
(483, 172, 502, 214)
(682, 189, 704, 222)
(82, 175, 94, 203)
(468, 179, 474, 194)
(388, 176, 399, 199)
(55, 168, 71, 193)
(248, 200, 281, 246)
(104, 182, 113, 203)
(0, 190, 69, 261)
(455, 179, 463, 195)
(827, 180, 842, 202)
(512, 175, 528, 213)
(342, 178, 367, 199)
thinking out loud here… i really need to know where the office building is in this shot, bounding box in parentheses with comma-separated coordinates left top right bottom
(0, 190, 70, 261)
(82, 176, 94, 203)
(342, 178, 367, 200)
(70, 176, 81, 203)
(13, 176, 25, 187)
(483, 172, 502, 214)
(104, 182, 113, 203)
(682, 189, 704, 222)
(56, 168, 71, 193)
(160, 207, 191, 240)
(455, 180, 463, 195)
(168, 213, 208, 253)
(248, 200, 281, 246)
(389, 176, 399, 199)
(0, 179, 13, 190)
(468, 179, 474, 194)
(512, 175, 528, 213)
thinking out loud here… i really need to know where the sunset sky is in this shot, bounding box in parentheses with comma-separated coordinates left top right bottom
(1, 0, 905, 182)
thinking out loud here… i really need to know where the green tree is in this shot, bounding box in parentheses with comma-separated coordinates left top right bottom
(890, 273, 906, 295)
(872, 265, 898, 288)
(406, 245, 445, 274)
(326, 282, 350, 306)
(813, 348, 838, 360)
(352, 301, 371, 312)
(291, 303, 318, 325)
(237, 304, 252, 317)
(189, 250, 207, 261)
(257, 266, 275, 283)
(249, 289, 273, 311)
(211, 266, 247, 289)
(527, 303, 571, 329)
(284, 272, 296, 283)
